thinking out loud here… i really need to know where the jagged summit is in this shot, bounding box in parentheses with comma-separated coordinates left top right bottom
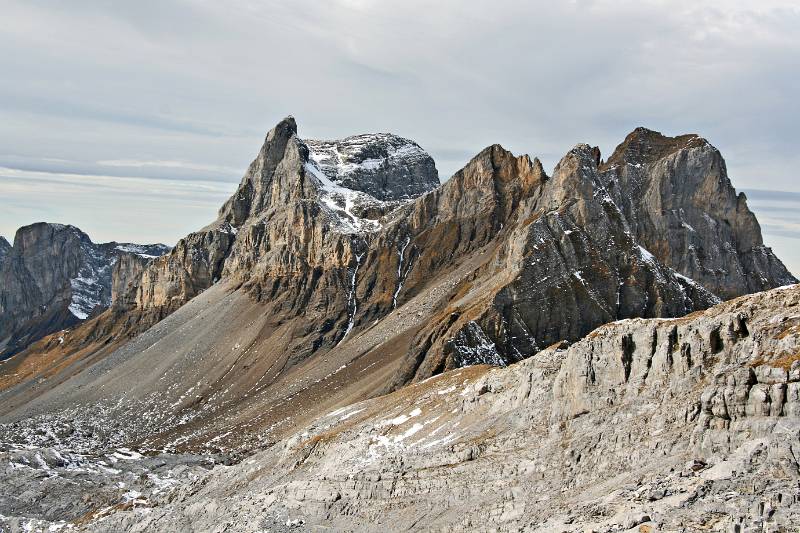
(215, 118, 439, 236)
(598, 126, 795, 299)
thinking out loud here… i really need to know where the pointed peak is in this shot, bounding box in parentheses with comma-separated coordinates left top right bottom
(263, 116, 298, 144)
(532, 156, 547, 179)
(462, 144, 520, 173)
(556, 143, 599, 171)
(462, 145, 548, 180)
(446, 144, 545, 213)
(630, 125, 662, 137)
(278, 115, 297, 131)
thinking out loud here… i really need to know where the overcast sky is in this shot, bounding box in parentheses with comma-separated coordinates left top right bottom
(0, 0, 798, 273)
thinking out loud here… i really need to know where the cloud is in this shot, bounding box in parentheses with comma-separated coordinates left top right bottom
(0, 166, 235, 245)
(0, 0, 798, 266)
(97, 159, 241, 175)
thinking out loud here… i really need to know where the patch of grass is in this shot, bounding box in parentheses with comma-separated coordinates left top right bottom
(767, 351, 800, 372)
(750, 351, 800, 372)
(668, 309, 707, 325)
(776, 324, 800, 340)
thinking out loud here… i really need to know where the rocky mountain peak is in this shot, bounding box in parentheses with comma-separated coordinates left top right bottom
(596, 129, 796, 299)
(13, 222, 85, 248)
(452, 144, 546, 198)
(217, 116, 305, 227)
(217, 118, 439, 236)
(603, 126, 706, 169)
(304, 132, 438, 202)
(557, 143, 601, 171)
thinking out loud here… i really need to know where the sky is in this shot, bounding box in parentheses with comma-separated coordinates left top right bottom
(0, 0, 798, 274)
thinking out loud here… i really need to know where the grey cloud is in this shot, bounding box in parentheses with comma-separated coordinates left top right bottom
(0, 0, 798, 268)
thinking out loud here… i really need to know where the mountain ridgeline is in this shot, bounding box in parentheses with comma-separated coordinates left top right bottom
(0, 117, 794, 450)
(81, 119, 792, 372)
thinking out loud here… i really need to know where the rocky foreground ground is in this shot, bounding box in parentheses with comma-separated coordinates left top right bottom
(2, 284, 797, 532)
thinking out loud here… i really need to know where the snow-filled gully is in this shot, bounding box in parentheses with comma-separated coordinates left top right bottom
(392, 235, 412, 309)
(339, 251, 364, 344)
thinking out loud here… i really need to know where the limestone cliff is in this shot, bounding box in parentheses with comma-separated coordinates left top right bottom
(599, 127, 795, 300)
(0, 223, 169, 358)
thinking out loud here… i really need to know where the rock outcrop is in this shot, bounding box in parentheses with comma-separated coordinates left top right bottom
(0, 223, 169, 358)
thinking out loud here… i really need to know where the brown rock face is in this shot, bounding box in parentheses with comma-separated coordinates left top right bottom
(386, 142, 722, 386)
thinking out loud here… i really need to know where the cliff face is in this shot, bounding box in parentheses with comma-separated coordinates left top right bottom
(0, 223, 169, 358)
(599, 127, 795, 300)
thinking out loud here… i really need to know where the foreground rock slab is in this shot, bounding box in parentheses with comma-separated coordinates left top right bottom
(29, 284, 797, 533)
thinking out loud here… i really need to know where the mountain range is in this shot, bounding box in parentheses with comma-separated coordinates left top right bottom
(0, 118, 797, 532)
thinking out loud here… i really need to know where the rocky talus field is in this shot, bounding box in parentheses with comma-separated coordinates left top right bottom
(0, 118, 797, 532)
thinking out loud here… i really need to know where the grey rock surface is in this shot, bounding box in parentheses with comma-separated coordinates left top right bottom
(599, 127, 795, 300)
(0, 223, 169, 358)
(304, 132, 439, 201)
(8, 284, 791, 532)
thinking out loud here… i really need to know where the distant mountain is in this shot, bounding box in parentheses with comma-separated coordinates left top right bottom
(0, 223, 169, 358)
(0, 118, 796, 532)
